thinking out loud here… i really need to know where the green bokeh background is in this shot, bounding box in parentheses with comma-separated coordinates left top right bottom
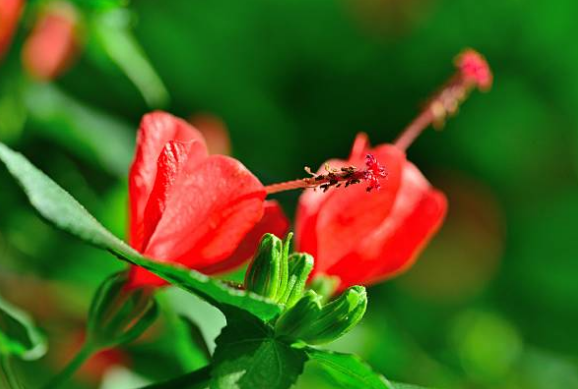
(1, 0, 577, 388)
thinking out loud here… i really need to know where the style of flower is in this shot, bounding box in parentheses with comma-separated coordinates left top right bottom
(127, 111, 288, 287)
(292, 49, 491, 290)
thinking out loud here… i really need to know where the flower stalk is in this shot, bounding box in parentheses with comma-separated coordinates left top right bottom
(0, 355, 22, 389)
(41, 343, 95, 389)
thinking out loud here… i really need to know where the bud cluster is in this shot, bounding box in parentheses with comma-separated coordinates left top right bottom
(245, 233, 368, 345)
(245, 233, 314, 308)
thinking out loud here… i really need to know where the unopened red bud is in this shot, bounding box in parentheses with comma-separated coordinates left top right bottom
(22, 1, 80, 81)
(0, 0, 24, 61)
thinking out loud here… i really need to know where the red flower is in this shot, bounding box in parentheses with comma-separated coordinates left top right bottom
(128, 111, 288, 287)
(295, 133, 447, 290)
(0, 0, 24, 61)
(22, 1, 79, 81)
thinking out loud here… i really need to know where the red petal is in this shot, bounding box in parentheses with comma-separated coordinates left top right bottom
(199, 200, 290, 274)
(326, 161, 448, 289)
(128, 155, 265, 287)
(0, 0, 23, 61)
(313, 145, 405, 274)
(129, 112, 207, 251)
(349, 132, 370, 161)
(139, 140, 205, 252)
(22, 3, 79, 80)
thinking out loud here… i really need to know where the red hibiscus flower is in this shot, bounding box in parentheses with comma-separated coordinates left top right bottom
(0, 0, 24, 61)
(295, 133, 447, 290)
(22, 1, 79, 81)
(128, 111, 288, 287)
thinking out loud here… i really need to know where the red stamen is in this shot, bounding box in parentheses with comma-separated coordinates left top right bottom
(265, 153, 387, 195)
(363, 154, 387, 192)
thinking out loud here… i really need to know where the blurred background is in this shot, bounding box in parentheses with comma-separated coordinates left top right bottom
(1, 0, 578, 388)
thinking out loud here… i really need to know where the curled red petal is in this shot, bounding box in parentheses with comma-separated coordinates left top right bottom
(0, 0, 24, 61)
(128, 155, 266, 287)
(326, 161, 448, 290)
(22, 2, 79, 80)
(129, 112, 207, 251)
(199, 200, 290, 275)
(139, 140, 206, 252)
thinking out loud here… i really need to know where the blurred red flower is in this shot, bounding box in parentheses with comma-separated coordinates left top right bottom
(22, 1, 79, 80)
(189, 113, 232, 156)
(0, 0, 23, 61)
(128, 111, 288, 287)
(295, 133, 447, 290)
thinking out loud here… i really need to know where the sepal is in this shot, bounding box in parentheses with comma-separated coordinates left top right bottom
(87, 272, 158, 349)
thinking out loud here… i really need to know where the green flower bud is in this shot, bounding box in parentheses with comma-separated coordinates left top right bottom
(275, 286, 367, 345)
(275, 290, 323, 338)
(309, 274, 340, 302)
(244, 234, 286, 300)
(278, 253, 314, 308)
(301, 286, 367, 345)
(87, 272, 158, 349)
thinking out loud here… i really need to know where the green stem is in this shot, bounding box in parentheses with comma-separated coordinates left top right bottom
(42, 342, 96, 389)
(0, 354, 22, 389)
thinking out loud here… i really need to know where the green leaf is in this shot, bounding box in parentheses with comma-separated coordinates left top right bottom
(0, 142, 281, 321)
(0, 294, 47, 360)
(137, 262, 282, 322)
(390, 383, 433, 389)
(304, 349, 434, 389)
(211, 309, 307, 389)
(0, 79, 26, 144)
(174, 315, 212, 369)
(72, 0, 126, 11)
(304, 348, 393, 389)
(90, 9, 170, 108)
(25, 83, 133, 178)
(137, 366, 211, 389)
